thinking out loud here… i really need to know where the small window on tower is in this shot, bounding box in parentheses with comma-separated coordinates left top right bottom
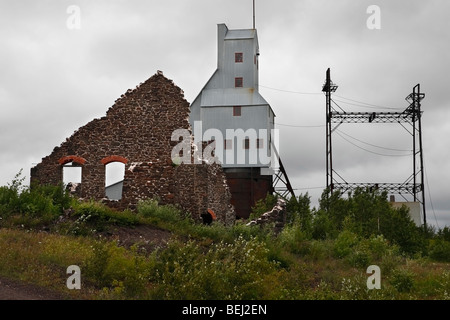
(224, 139, 232, 150)
(235, 77, 243, 88)
(257, 139, 264, 149)
(243, 139, 250, 150)
(235, 52, 243, 63)
(233, 106, 241, 116)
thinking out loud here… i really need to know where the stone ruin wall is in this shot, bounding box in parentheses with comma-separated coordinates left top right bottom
(30, 71, 235, 225)
(245, 198, 286, 234)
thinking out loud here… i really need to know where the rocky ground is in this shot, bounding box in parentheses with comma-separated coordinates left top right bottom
(99, 224, 172, 253)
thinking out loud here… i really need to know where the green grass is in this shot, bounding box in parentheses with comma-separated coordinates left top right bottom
(0, 175, 449, 300)
(0, 220, 449, 300)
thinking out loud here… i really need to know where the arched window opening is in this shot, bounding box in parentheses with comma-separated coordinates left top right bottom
(62, 161, 82, 194)
(105, 162, 125, 200)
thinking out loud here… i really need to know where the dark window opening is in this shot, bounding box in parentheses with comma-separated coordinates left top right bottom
(244, 138, 250, 150)
(257, 139, 264, 149)
(235, 77, 243, 88)
(224, 139, 232, 150)
(233, 106, 242, 116)
(235, 52, 243, 63)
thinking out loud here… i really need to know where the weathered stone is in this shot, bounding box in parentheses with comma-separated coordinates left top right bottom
(30, 71, 235, 225)
(246, 198, 286, 234)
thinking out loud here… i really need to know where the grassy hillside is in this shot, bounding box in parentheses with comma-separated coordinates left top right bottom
(0, 171, 449, 300)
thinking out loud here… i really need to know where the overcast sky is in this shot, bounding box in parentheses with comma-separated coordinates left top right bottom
(1, 0, 449, 228)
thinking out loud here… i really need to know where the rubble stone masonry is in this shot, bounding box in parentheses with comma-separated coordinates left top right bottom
(30, 71, 235, 225)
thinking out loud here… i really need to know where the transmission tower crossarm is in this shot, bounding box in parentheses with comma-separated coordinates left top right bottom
(330, 111, 417, 124)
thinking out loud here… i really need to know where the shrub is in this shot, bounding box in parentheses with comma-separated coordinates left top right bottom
(0, 185, 20, 218)
(307, 240, 334, 261)
(439, 271, 450, 299)
(84, 241, 153, 298)
(138, 199, 184, 223)
(286, 193, 313, 231)
(311, 209, 337, 240)
(314, 188, 428, 256)
(333, 230, 359, 258)
(71, 201, 112, 233)
(279, 224, 309, 254)
(379, 206, 427, 256)
(317, 189, 350, 234)
(68, 201, 139, 235)
(348, 188, 393, 238)
(340, 275, 371, 300)
(437, 227, 450, 242)
(366, 234, 390, 260)
(390, 269, 415, 293)
(152, 236, 280, 300)
(347, 248, 370, 268)
(0, 169, 24, 217)
(379, 249, 403, 276)
(18, 187, 62, 221)
(0, 170, 74, 224)
(429, 240, 450, 262)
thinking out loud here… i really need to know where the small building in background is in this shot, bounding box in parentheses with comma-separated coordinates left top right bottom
(390, 195, 422, 227)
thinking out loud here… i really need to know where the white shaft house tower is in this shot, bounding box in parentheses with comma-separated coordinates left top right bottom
(191, 24, 292, 218)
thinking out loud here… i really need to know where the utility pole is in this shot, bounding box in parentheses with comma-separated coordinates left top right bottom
(417, 85, 427, 231)
(408, 84, 427, 231)
(322, 68, 338, 194)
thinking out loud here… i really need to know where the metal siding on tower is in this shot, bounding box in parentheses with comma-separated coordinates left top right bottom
(190, 24, 277, 218)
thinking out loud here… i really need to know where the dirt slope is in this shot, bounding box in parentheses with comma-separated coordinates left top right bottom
(0, 276, 65, 300)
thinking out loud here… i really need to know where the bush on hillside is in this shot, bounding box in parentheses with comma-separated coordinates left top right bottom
(312, 188, 427, 256)
(429, 239, 450, 262)
(0, 170, 73, 223)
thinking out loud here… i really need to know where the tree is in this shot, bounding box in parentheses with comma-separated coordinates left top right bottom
(313, 187, 427, 255)
(286, 193, 312, 234)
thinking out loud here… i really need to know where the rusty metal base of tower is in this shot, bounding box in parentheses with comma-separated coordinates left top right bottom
(224, 168, 273, 219)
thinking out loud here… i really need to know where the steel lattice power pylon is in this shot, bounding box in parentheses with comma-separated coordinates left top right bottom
(322, 68, 426, 229)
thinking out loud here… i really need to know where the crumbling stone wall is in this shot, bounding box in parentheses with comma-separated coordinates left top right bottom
(173, 162, 235, 226)
(246, 198, 286, 234)
(30, 71, 235, 224)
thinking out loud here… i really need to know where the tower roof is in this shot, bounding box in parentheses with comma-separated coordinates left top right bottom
(224, 29, 256, 40)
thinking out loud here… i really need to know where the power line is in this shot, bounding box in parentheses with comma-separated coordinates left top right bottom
(259, 84, 321, 95)
(260, 84, 403, 111)
(335, 130, 413, 157)
(333, 98, 396, 110)
(333, 94, 404, 111)
(275, 122, 324, 128)
(336, 129, 412, 152)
